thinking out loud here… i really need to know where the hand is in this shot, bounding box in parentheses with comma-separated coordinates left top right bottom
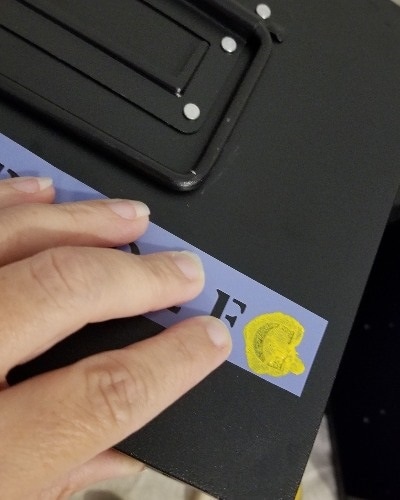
(0, 176, 231, 499)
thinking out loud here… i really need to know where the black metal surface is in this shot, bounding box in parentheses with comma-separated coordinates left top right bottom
(0, 0, 272, 189)
(1, 0, 400, 498)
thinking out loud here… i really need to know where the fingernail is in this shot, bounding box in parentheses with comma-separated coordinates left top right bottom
(172, 251, 204, 280)
(11, 176, 53, 193)
(205, 317, 232, 348)
(108, 200, 150, 220)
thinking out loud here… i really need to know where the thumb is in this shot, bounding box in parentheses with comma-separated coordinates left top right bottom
(39, 449, 144, 500)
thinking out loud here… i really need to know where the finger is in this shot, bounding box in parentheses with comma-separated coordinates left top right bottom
(0, 316, 231, 498)
(0, 198, 150, 266)
(0, 176, 55, 208)
(0, 248, 205, 376)
(39, 450, 144, 500)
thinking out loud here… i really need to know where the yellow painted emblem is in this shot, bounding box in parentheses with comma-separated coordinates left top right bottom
(243, 312, 305, 377)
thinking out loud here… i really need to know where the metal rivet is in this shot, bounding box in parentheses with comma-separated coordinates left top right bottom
(183, 103, 201, 120)
(221, 36, 237, 53)
(256, 3, 272, 19)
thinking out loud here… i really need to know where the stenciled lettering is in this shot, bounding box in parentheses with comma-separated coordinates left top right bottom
(211, 289, 247, 328)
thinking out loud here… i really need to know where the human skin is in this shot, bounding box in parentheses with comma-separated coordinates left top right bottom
(0, 176, 231, 499)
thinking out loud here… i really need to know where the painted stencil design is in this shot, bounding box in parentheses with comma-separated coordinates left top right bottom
(243, 312, 305, 377)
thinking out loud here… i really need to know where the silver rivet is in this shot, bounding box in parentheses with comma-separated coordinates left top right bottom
(183, 103, 201, 120)
(221, 36, 237, 53)
(256, 3, 272, 19)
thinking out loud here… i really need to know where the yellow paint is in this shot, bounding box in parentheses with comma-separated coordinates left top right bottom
(295, 484, 303, 500)
(243, 312, 305, 377)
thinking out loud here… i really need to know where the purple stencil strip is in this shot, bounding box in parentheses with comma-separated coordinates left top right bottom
(0, 133, 328, 396)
